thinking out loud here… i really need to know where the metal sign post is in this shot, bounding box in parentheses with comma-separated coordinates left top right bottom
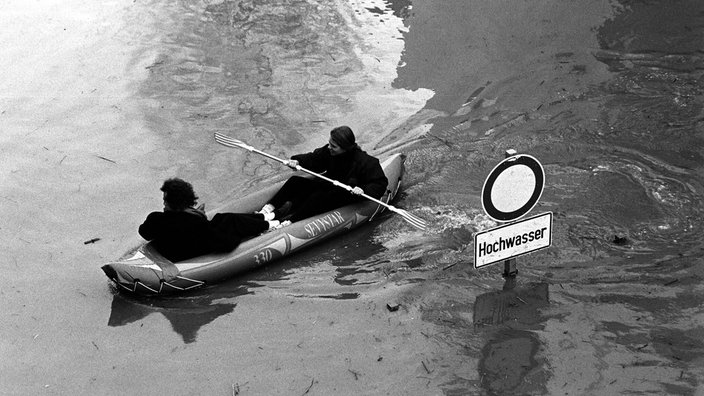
(502, 150, 518, 280)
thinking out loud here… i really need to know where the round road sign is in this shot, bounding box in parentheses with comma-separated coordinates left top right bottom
(481, 154, 544, 222)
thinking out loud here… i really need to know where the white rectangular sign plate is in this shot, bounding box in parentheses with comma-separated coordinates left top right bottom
(474, 212, 552, 269)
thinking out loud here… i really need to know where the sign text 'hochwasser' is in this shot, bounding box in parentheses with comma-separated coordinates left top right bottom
(474, 212, 552, 269)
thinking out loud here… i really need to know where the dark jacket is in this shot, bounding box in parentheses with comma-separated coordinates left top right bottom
(138, 211, 217, 262)
(292, 145, 388, 199)
(138, 210, 267, 262)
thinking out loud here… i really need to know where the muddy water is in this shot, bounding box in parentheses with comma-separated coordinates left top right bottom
(2, 0, 704, 395)
(393, 1, 704, 394)
(390, 1, 704, 395)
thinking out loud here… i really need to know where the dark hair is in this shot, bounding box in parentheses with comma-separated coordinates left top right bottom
(330, 126, 358, 150)
(161, 178, 198, 211)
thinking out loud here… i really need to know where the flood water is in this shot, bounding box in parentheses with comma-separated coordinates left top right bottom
(2, 0, 703, 394)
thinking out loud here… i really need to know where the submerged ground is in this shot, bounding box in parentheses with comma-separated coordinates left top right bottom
(1, 0, 703, 395)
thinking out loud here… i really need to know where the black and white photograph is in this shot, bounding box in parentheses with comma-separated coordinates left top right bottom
(1, 0, 703, 394)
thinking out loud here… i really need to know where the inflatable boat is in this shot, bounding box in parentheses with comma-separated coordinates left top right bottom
(101, 153, 405, 296)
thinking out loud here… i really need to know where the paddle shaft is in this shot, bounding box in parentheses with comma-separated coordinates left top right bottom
(214, 133, 427, 230)
(235, 140, 400, 212)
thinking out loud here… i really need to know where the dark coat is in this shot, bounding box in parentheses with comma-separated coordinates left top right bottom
(138, 211, 268, 262)
(138, 211, 216, 262)
(292, 145, 388, 199)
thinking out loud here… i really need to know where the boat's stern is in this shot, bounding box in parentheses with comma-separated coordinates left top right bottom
(101, 250, 203, 295)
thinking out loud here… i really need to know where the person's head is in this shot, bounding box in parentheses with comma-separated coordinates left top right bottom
(328, 126, 357, 156)
(160, 178, 198, 211)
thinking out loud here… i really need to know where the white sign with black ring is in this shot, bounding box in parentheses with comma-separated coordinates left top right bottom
(482, 154, 544, 222)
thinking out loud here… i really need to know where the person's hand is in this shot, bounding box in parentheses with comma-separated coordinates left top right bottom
(286, 159, 299, 169)
(351, 186, 364, 195)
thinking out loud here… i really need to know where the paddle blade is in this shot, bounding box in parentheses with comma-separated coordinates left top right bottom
(214, 132, 247, 149)
(398, 209, 428, 231)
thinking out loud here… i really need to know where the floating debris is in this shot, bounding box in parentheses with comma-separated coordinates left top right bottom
(612, 235, 629, 245)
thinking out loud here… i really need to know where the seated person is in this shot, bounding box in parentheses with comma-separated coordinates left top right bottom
(257, 126, 388, 224)
(139, 178, 283, 262)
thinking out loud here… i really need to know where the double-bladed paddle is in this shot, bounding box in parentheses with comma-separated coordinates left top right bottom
(214, 132, 427, 231)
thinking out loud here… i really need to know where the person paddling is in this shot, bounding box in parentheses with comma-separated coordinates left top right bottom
(139, 178, 285, 262)
(257, 126, 388, 226)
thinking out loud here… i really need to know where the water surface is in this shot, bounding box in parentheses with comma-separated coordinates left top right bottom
(1, 0, 703, 394)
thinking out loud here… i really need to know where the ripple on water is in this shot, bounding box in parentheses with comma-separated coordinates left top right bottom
(546, 147, 704, 257)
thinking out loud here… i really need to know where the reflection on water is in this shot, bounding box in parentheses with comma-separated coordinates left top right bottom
(108, 285, 249, 343)
(106, 223, 387, 342)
